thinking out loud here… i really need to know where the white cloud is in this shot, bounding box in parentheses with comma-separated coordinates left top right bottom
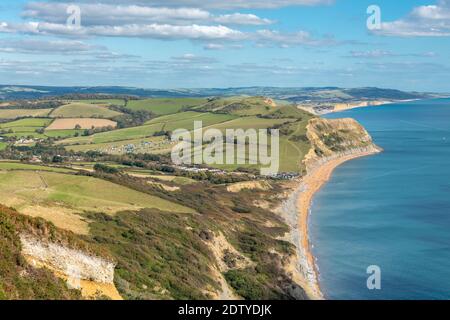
(0, 39, 101, 54)
(376, 0, 450, 37)
(0, 1, 338, 48)
(171, 53, 218, 63)
(23, 3, 274, 26)
(347, 50, 438, 59)
(47, 0, 333, 10)
(254, 29, 337, 47)
(0, 21, 245, 41)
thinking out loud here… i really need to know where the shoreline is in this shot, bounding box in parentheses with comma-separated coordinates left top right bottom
(281, 147, 381, 300)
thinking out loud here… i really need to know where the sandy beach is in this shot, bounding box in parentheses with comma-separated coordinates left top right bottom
(295, 149, 381, 299)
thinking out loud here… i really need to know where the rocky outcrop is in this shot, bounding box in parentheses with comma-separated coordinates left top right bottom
(20, 234, 115, 284)
(303, 118, 382, 172)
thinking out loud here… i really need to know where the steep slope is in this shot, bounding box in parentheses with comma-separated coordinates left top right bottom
(0, 204, 121, 300)
(303, 118, 381, 172)
(0, 205, 82, 299)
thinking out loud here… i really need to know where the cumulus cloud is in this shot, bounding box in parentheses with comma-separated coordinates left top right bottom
(23, 3, 274, 26)
(171, 53, 218, 64)
(254, 29, 337, 47)
(45, 0, 334, 10)
(347, 50, 438, 58)
(0, 1, 340, 48)
(376, 0, 450, 37)
(0, 21, 246, 41)
(0, 38, 101, 54)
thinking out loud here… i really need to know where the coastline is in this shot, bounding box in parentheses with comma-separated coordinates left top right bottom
(280, 147, 381, 300)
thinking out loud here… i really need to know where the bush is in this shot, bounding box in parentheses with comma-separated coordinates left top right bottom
(94, 163, 119, 174)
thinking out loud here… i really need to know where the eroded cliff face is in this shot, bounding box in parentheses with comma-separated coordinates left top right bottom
(20, 234, 121, 299)
(303, 118, 381, 172)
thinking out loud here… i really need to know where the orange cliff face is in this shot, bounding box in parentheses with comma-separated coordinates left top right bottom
(303, 117, 381, 172)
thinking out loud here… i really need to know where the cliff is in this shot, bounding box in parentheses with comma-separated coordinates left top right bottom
(303, 118, 382, 172)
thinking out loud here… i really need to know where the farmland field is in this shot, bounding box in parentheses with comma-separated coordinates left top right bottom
(0, 161, 74, 173)
(0, 109, 52, 119)
(43, 129, 85, 138)
(0, 118, 52, 128)
(126, 98, 207, 115)
(50, 103, 122, 118)
(46, 118, 117, 130)
(207, 116, 294, 131)
(0, 170, 195, 233)
(145, 111, 237, 131)
(71, 99, 126, 106)
(64, 136, 172, 154)
(59, 122, 164, 145)
(60, 112, 236, 147)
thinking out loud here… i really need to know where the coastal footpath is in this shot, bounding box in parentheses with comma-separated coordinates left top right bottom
(279, 118, 382, 299)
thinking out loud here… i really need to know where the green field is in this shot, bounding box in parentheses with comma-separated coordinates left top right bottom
(3, 132, 48, 139)
(126, 98, 207, 115)
(70, 99, 126, 106)
(192, 97, 288, 116)
(0, 170, 194, 215)
(0, 161, 74, 173)
(50, 103, 122, 119)
(0, 109, 52, 119)
(0, 142, 8, 151)
(64, 136, 171, 154)
(60, 112, 235, 146)
(207, 116, 294, 131)
(44, 129, 85, 138)
(0, 118, 52, 128)
(60, 122, 165, 145)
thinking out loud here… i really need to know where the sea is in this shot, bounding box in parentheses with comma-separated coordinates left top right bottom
(309, 98, 450, 300)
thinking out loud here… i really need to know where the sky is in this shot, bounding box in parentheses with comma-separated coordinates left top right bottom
(0, 0, 449, 92)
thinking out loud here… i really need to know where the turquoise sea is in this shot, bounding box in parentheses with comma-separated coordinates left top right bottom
(310, 99, 450, 300)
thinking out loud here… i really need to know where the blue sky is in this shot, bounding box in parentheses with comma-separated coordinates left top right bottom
(0, 0, 449, 91)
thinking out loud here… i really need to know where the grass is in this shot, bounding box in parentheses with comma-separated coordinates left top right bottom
(207, 116, 294, 131)
(146, 111, 237, 132)
(126, 98, 207, 115)
(0, 170, 194, 215)
(50, 103, 122, 119)
(0, 142, 8, 151)
(3, 132, 48, 139)
(0, 118, 52, 128)
(60, 112, 235, 147)
(193, 97, 280, 117)
(71, 99, 126, 106)
(44, 129, 85, 138)
(0, 109, 52, 119)
(0, 161, 74, 173)
(64, 136, 171, 154)
(60, 123, 165, 145)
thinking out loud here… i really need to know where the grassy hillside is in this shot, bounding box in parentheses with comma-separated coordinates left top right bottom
(0, 170, 194, 235)
(60, 112, 235, 146)
(0, 109, 52, 119)
(192, 96, 283, 116)
(0, 118, 52, 129)
(126, 98, 207, 115)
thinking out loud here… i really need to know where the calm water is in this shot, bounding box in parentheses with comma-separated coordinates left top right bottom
(310, 99, 450, 300)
